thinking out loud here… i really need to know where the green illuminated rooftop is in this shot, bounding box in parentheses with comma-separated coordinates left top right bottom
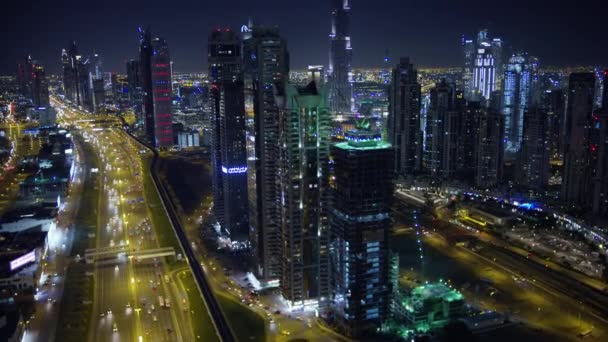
(402, 282, 464, 309)
(335, 128, 391, 150)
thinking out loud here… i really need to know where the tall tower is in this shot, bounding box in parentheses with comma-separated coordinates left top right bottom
(518, 107, 549, 190)
(243, 26, 289, 283)
(208, 29, 249, 245)
(476, 107, 504, 188)
(388, 57, 422, 177)
(465, 29, 502, 102)
(328, 0, 353, 113)
(593, 70, 608, 216)
(562, 73, 595, 209)
(330, 128, 393, 338)
(151, 37, 174, 148)
(462, 37, 475, 100)
(276, 81, 330, 311)
(139, 27, 155, 146)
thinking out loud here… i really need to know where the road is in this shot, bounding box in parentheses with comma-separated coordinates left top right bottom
(52, 97, 196, 342)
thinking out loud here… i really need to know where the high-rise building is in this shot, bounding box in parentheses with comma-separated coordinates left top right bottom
(18, 55, 49, 109)
(518, 107, 549, 190)
(151, 37, 174, 148)
(592, 71, 608, 216)
(139, 27, 155, 145)
(388, 57, 422, 177)
(330, 128, 393, 338)
(424, 80, 461, 178)
(544, 89, 566, 161)
(276, 81, 330, 310)
(562, 73, 595, 209)
(456, 101, 481, 180)
(242, 26, 289, 283)
(62, 42, 79, 103)
(209, 29, 249, 244)
(126, 59, 143, 115)
(328, 0, 353, 113)
(464, 29, 503, 102)
(502, 53, 537, 154)
(476, 106, 504, 188)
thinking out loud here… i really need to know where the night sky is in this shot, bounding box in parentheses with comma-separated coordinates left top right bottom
(2, 0, 606, 74)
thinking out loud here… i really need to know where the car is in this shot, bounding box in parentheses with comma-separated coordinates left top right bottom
(99, 312, 105, 317)
(47, 297, 53, 303)
(107, 309, 112, 315)
(281, 330, 291, 336)
(112, 323, 118, 332)
(126, 302, 131, 308)
(153, 315, 158, 322)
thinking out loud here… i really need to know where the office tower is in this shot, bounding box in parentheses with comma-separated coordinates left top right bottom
(242, 26, 289, 282)
(330, 128, 393, 338)
(545, 89, 565, 161)
(92, 78, 105, 111)
(17, 55, 33, 100)
(139, 27, 155, 145)
(208, 29, 249, 244)
(328, 0, 353, 113)
(91, 53, 103, 80)
(456, 101, 481, 180)
(518, 107, 549, 190)
(151, 37, 174, 148)
(276, 81, 330, 310)
(18, 55, 49, 108)
(562, 73, 595, 208)
(126, 59, 143, 118)
(502, 53, 536, 154)
(388, 57, 422, 177)
(476, 107, 504, 188)
(592, 70, 608, 216)
(464, 29, 503, 102)
(424, 80, 460, 178)
(462, 37, 475, 100)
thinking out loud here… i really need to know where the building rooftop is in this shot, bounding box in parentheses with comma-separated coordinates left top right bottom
(403, 282, 464, 312)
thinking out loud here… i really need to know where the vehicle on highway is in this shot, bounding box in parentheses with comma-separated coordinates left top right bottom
(112, 323, 118, 332)
(158, 296, 164, 307)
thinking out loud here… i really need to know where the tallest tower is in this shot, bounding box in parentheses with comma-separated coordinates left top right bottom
(328, 0, 353, 113)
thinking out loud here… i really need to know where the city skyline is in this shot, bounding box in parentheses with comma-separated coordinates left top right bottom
(2, 0, 608, 74)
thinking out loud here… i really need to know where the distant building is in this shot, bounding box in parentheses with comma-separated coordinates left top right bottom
(328, 0, 353, 113)
(388, 57, 422, 177)
(330, 128, 393, 338)
(276, 81, 330, 311)
(543, 89, 565, 161)
(17, 55, 49, 108)
(593, 70, 608, 216)
(562, 73, 595, 209)
(242, 26, 289, 283)
(208, 29, 249, 245)
(476, 106, 504, 188)
(464, 30, 503, 102)
(151, 37, 174, 148)
(518, 107, 549, 190)
(177, 130, 200, 148)
(139, 27, 155, 145)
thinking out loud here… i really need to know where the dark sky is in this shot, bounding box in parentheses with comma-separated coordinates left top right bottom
(2, 0, 606, 74)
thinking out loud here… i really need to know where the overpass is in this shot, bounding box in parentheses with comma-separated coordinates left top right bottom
(84, 246, 175, 264)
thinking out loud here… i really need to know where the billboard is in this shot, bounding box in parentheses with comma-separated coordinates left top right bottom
(10, 250, 36, 271)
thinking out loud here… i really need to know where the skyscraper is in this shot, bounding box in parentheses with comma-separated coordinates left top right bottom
(209, 29, 249, 245)
(18, 55, 49, 109)
(62, 42, 79, 103)
(518, 107, 549, 190)
(562, 73, 595, 209)
(151, 37, 174, 148)
(328, 0, 353, 113)
(276, 81, 330, 310)
(502, 53, 536, 154)
(388, 57, 422, 177)
(592, 71, 608, 216)
(544, 89, 566, 161)
(464, 29, 503, 102)
(126, 59, 143, 116)
(330, 127, 393, 338)
(243, 26, 289, 283)
(456, 101, 481, 180)
(138, 27, 155, 146)
(476, 106, 504, 188)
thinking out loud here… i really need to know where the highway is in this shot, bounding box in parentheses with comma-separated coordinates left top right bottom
(52, 97, 196, 342)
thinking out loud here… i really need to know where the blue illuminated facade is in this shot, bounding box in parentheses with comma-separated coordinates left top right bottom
(502, 53, 535, 154)
(330, 129, 393, 338)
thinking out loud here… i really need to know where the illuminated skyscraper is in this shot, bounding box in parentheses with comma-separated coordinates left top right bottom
(276, 81, 330, 310)
(462, 37, 475, 100)
(388, 57, 422, 177)
(476, 106, 504, 188)
(151, 37, 174, 148)
(243, 26, 289, 282)
(62, 42, 79, 103)
(502, 53, 536, 153)
(18, 55, 49, 109)
(328, 0, 353, 113)
(139, 27, 155, 145)
(330, 128, 393, 338)
(209, 29, 249, 245)
(592, 71, 608, 216)
(562, 73, 595, 208)
(464, 29, 503, 102)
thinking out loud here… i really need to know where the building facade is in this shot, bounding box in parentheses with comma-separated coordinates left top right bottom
(151, 37, 174, 148)
(243, 26, 289, 282)
(328, 0, 353, 113)
(208, 29, 249, 244)
(518, 107, 549, 190)
(276, 81, 330, 310)
(476, 107, 504, 188)
(388, 57, 422, 177)
(330, 129, 393, 338)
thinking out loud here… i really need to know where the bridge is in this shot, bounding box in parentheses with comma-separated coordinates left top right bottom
(84, 246, 175, 264)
